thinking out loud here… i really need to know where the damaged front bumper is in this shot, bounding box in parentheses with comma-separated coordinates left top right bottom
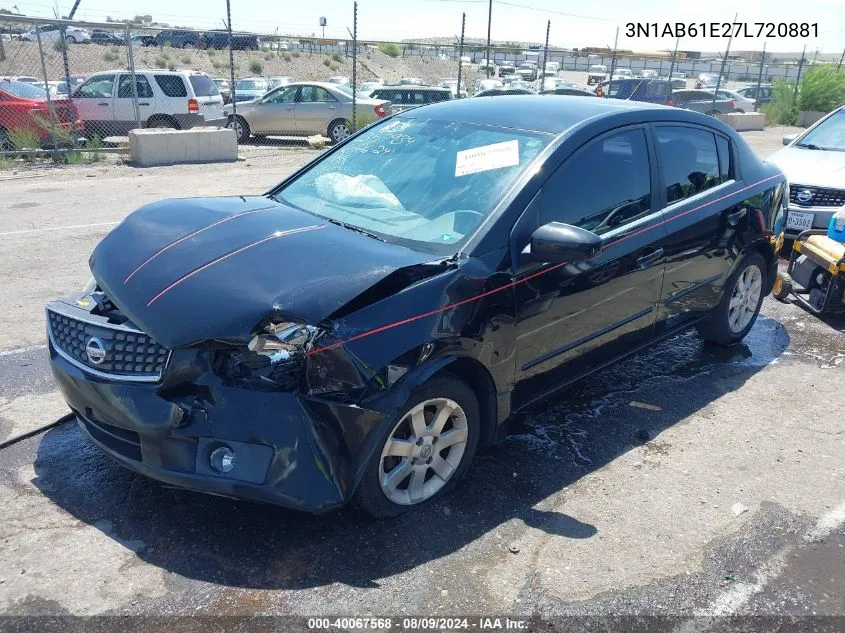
(46, 299, 385, 513)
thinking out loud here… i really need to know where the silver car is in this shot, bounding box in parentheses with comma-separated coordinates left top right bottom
(767, 107, 845, 239)
(225, 81, 391, 144)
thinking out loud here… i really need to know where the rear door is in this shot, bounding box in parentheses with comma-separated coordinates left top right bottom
(512, 126, 666, 403)
(248, 85, 297, 134)
(652, 123, 740, 332)
(113, 74, 154, 132)
(72, 74, 117, 135)
(294, 85, 339, 134)
(187, 74, 224, 122)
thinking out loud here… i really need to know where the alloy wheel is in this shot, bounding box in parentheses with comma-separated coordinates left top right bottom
(728, 264, 762, 333)
(378, 398, 469, 506)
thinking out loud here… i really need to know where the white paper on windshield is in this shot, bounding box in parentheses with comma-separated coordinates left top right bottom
(455, 140, 519, 177)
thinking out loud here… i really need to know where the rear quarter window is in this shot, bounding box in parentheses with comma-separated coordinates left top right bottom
(188, 75, 219, 97)
(154, 75, 188, 97)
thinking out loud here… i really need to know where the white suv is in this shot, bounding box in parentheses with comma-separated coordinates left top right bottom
(72, 69, 226, 136)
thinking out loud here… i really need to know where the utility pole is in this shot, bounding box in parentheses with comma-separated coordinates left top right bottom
(754, 41, 766, 112)
(485, 0, 492, 78)
(541, 19, 550, 86)
(793, 44, 807, 102)
(456, 13, 465, 98)
(608, 27, 619, 82)
(711, 12, 738, 111)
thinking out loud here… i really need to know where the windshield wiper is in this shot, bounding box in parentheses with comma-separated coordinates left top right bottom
(326, 218, 385, 242)
(796, 143, 826, 150)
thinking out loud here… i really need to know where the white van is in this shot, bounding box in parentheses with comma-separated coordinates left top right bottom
(72, 69, 226, 136)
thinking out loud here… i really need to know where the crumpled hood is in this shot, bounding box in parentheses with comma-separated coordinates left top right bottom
(90, 196, 431, 349)
(766, 147, 845, 190)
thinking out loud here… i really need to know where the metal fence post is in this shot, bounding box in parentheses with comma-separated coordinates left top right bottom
(667, 36, 679, 83)
(352, 1, 357, 132)
(608, 27, 619, 81)
(485, 0, 492, 78)
(126, 24, 141, 131)
(754, 42, 766, 112)
(838, 48, 844, 71)
(226, 0, 237, 131)
(456, 13, 465, 98)
(34, 24, 59, 154)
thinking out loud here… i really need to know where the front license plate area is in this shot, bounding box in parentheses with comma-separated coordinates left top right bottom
(786, 211, 814, 231)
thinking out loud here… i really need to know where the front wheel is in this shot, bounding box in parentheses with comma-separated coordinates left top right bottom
(227, 115, 250, 142)
(354, 375, 480, 518)
(65, 35, 75, 43)
(697, 252, 766, 345)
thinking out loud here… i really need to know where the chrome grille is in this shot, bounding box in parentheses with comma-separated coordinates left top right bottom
(789, 185, 845, 208)
(47, 309, 169, 380)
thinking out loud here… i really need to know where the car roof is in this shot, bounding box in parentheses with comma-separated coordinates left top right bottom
(405, 94, 679, 133)
(378, 85, 450, 91)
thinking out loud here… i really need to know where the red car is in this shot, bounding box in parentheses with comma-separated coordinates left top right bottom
(0, 80, 83, 150)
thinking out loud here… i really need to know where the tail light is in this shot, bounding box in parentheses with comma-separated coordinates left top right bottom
(373, 103, 387, 118)
(188, 98, 199, 113)
(728, 100, 734, 110)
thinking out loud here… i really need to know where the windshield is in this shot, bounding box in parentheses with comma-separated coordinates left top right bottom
(797, 110, 845, 151)
(589, 65, 606, 73)
(275, 117, 551, 253)
(0, 81, 47, 99)
(236, 79, 268, 91)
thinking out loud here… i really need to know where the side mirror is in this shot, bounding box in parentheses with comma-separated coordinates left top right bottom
(782, 134, 797, 146)
(524, 222, 602, 264)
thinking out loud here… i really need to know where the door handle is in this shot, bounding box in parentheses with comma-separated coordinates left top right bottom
(636, 248, 664, 269)
(139, 102, 150, 106)
(97, 102, 109, 106)
(328, 105, 337, 109)
(727, 208, 747, 227)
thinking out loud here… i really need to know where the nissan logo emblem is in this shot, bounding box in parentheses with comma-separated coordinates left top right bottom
(85, 337, 106, 365)
(796, 188, 814, 204)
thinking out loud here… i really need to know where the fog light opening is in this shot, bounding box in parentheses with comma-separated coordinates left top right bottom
(209, 446, 236, 474)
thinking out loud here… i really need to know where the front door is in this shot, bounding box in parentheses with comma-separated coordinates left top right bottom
(512, 126, 666, 406)
(72, 74, 117, 136)
(294, 85, 338, 135)
(248, 85, 297, 135)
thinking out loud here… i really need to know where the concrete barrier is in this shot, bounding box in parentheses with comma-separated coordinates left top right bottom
(128, 127, 237, 167)
(719, 112, 765, 132)
(797, 110, 826, 127)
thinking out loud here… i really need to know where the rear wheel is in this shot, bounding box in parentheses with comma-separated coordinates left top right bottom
(65, 35, 75, 44)
(146, 115, 178, 130)
(354, 375, 480, 518)
(697, 252, 766, 345)
(328, 118, 351, 144)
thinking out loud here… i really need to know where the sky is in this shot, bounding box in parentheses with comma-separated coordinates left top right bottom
(3, 0, 843, 55)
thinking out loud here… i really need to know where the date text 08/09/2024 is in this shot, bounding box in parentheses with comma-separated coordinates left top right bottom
(626, 22, 818, 38)
(307, 617, 529, 630)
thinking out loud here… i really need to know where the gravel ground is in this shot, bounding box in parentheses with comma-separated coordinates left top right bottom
(0, 123, 841, 631)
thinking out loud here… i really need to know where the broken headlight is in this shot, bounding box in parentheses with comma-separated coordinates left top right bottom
(248, 321, 318, 360)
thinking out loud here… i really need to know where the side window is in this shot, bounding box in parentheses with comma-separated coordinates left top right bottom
(298, 86, 334, 102)
(715, 135, 733, 182)
(656, 126, 721, 204)
(117, 75, 153, 99)
(154, 75, 188, 97)
(74, 75, 115, 98)
(540, 128, 652, 234)
(264, 86, 297, 104)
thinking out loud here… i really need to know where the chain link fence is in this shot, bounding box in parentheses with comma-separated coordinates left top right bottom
(0, 11, 819, 161)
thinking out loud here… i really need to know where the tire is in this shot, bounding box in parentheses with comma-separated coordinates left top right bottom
(0, 128, 11, 152)
(65, 35, 75, 44)
(228, 116, 250, 142)
(327, 118, 351, 144)
(772, 272, 793, 302)
(354, 374, 481, 518)
(146, 116, 179, 130)
(697, 252, 767, 346)
(182, 43, 194, 49)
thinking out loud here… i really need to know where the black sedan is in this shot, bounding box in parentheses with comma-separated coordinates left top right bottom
(46, 97, 785, 517)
